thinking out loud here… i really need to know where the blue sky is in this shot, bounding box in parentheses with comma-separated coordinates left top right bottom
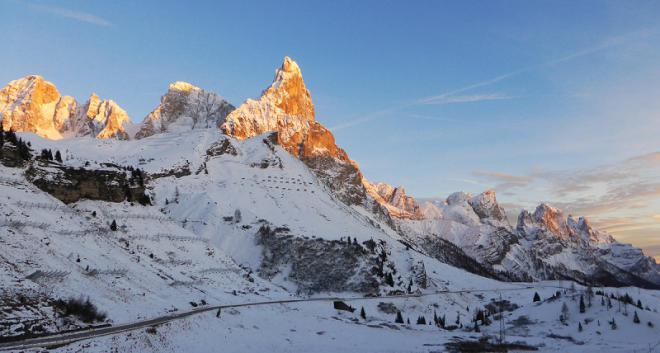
(1, 0, 660, 258)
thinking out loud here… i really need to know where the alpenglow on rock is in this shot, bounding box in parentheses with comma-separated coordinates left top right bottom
(365, 182, 423, 219)
(135, 81, 235, 139)
(221, 57, 369, 206)
(0, 75, 132, 139)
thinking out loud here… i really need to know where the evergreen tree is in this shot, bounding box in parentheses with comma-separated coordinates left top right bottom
(473, 321, 480, 332)
(633, 311, 640, 324)
(586, 286, 594, 307)
(385, 272, 394, 287)
(439, 315, 446, 328)
(475, 309, 485, 323)
(533, 292, 541, 302)
(578, 322, 583, 332)
(360, 307, 366, 320)
(110, 220, 118, 231)
(16, 138, 31, 160)
(560, 302, 570, 323)
(406, 318, 410, 325)
(579, 295, 586, 313)
(395, 311, 404, 324)
(416, 316, 426, 325)
(6, 130, 17, 145)
(637, 300, 643, 309)
(610, 318, 617, 330)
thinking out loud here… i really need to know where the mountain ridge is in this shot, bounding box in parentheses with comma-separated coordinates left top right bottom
(0, 58, 657, 289)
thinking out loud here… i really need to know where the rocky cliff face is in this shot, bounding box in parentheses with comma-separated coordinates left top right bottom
(0, 76, 72, 139)
(366, 182, 423, 219)
(0, 76, 132, 139)
(26, 162, 148, 204)
(135, 82, 234, 139)
(220, 57, 372, 208)
(222, 57, 314, 146)
(77, 94, 131, 139)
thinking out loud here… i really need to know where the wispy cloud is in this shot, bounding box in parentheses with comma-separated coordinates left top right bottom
(473, 171, 533, 185)
(329, 104, 407, 131)
(419, 93, 515, 105)
(474, 151, 660, 258)
(418, 28, 655, 106)
(28, 3, 112, 27)
(473, 171, 532, 188)
(331, 28, 654, 129)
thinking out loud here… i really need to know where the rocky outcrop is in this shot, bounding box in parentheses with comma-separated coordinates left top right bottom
(366, 182, 423, 219)
(0, 76, 132, 139)
(73, 94, 131, 139)
(26, 163, 148, 204)
(256, 225, 379, 294)
(468, 189, 507, 222)
(135, 82, 234, 139)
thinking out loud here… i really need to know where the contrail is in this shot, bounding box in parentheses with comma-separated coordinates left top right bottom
(330, 28, 656, 130)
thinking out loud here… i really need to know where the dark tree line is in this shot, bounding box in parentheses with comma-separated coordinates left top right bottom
(1, 130, 31, 160)
(39, 148, 63, 162)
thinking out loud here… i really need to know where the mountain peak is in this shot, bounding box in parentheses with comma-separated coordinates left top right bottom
(221, 56, 315, 143)
(267, 56, 314, 121)
(282, 56, 300, 72)
(134, 82, 234, 139)
(1, 75, 68, 139)
(169, 81, 198, 93)
(468, 189, 507, 221)
(366, 182, 422, 219)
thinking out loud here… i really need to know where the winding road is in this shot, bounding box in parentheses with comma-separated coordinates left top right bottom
(0, 285, 552, 351)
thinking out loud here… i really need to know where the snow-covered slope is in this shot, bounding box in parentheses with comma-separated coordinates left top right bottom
(1, 127, 658, 353)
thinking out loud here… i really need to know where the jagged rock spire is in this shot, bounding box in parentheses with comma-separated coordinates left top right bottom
(221, 56, 315, 144)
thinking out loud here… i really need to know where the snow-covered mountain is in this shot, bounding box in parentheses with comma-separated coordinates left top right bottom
(0, 59, 657, 291)
(0, 76, 133, 140)
(398, 191, 660, 288)
(1, 57, 659, 352)
(135, 81, 234, 139)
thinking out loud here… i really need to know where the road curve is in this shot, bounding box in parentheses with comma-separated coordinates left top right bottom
(0, 284, 558, 351)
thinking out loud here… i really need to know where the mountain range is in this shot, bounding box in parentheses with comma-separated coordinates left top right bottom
(1, 57, 658, 291)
